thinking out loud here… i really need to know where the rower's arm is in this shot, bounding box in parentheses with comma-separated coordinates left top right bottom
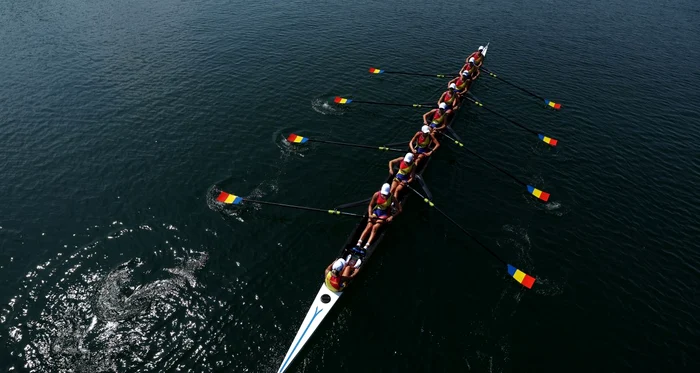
(433, 122, 447, 132)
(409, 133, 419, 153)
(388, 157, 400, 174)
(459, 64, 468, 76)
(367, 192, 378, 216)
(447, 77, 458, 87)
(407, 167, 417, 183)
(437, 92, 446, 104)
(325, 264, 332, 277)
(429, 133, 441, 154)
(422, 110, 432, 125)
(349, 266, 361, 278)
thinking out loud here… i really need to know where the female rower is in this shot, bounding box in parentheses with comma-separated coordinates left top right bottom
(438, 83, 461, 111)
(466, 45, 485, 68)
(409, 125, 440, 167)
(389, 152, 416, 198)
(460, 57, 480, 82)
(354, 183, 401, 250)
(447, 70, 471, 96)
(324, 258, 360, 292)
(423, 102, 449, 131)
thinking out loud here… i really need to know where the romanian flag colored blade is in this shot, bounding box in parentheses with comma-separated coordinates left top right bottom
(368, 67, 384, 74)
(334, 96, 352, 104)
(538, 134, 558, 146)
(286, 133, 308, 144)
(216, 191, 243, 205)
(544, 100, 562, 110)
(526, 185, 550, 202)
(507, 264, 536, 289)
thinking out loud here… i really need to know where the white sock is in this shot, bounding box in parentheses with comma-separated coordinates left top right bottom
(356, 240, 363, 247)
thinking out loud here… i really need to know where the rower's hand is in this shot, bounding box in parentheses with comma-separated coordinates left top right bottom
(426, 151, 433, 156)
(387, 216, 394, 222)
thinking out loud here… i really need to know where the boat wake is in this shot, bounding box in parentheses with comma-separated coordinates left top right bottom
(311, 97, 344, 115)
(1, 221, 212, 372)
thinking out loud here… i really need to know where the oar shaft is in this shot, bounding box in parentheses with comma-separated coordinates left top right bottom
(241, 198, 363, 217)
(482, 67, 545, 101)
(465, 96, 537, 136)
(440, 133, 525, 186)
(309, 138, 405, 152)
(353, 100, 433, 108)
(384, 71, 449, 78)
(405, 184, 506, 265)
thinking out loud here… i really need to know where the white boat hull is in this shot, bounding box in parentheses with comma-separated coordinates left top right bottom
(277, 284, 342, 373)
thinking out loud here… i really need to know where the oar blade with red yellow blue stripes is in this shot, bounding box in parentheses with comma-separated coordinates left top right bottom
(538, 134, 559, 147)
(216, 191, 243, 205)
(368, 67, 385, 74)
(287, 133, 308, 144)
(526, 185, 550, 202)
(507, 264, 536, 289)
(544, 99, 562, 110)
(334, 96, 352, 104)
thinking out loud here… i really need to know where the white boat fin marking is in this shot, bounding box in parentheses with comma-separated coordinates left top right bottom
(278, 306, 324, 373)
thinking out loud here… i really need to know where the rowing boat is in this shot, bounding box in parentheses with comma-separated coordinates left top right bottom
(276, 44, 489, 372)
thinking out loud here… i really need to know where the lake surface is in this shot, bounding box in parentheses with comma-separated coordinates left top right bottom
(1, 0, 699, 371)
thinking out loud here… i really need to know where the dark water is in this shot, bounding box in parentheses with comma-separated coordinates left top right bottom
(1, 0, 699, 371)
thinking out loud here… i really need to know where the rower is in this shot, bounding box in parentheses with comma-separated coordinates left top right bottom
(438, 83, 461, 111)
(324, 258, 360, 292)
(466, 45, 485, 68)
(354, 183, 401, 250)
(423, 102, 449, 132)
(389, 152, 416, 198)
(459, 57, 480, 83)
(447, 70, 471, 96)
(409, 125, 440, 167)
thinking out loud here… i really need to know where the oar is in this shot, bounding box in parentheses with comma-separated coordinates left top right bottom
(405, 184, 536, 289)
(368, 67, 451, 78)
(335, 197, 371, 209)
(464, 95, 559, 147)
(334, 96, 435, 108)
(482, 67, 562, 110)
(216, 191, 364, 217)
(287, 134, 406, 153)
(440, 132, 551, 202)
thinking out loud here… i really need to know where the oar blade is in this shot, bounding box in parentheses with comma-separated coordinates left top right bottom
(217, 191, 243, 205)
(537, 134, 559, 147)
(368, 67, 385, 74)
(287, 133, 308, 144)
(334, 96, 352, 104)
(544, 100, 562, 110)
(507, 264, 536, 289)
(526, 185, 550, 202)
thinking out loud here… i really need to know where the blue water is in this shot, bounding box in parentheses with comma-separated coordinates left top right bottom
(1, 0, 699, 371)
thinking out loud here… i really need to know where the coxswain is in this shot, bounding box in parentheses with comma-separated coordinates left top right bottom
(438, 83, 461, 111)
(324, 258, 360, 292)
(354, 183, 401, 250)
(409, 125, 440, 167)
(466, 45, 485, 68)
(389, 152, 416, 198)
(423, 102, 449, 131)
(447, 70, 471, 96)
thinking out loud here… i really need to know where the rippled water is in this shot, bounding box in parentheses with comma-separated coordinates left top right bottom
(2, 0, 699, 372)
